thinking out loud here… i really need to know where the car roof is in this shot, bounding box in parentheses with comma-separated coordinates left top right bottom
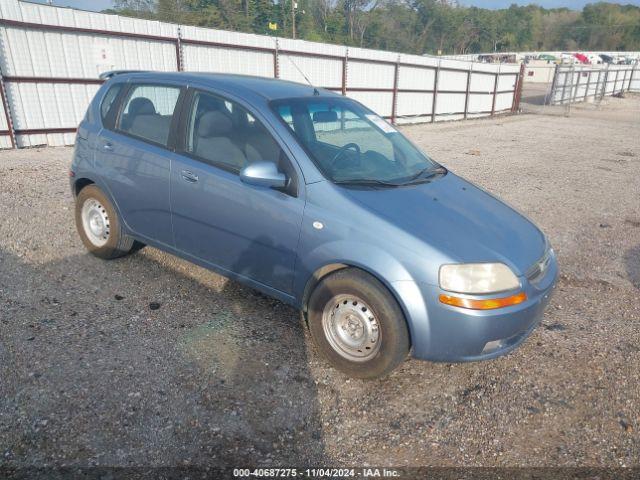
(113, 71, 340, 101)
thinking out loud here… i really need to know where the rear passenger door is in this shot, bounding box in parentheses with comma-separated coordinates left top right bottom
(171, 89, 305, 295)
(95, 82, 184, 247)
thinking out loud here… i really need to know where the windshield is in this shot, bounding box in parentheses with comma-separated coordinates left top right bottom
(270, 96, 442, 186)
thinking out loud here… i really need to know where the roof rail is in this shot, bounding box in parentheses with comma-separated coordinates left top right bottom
(99, 70, 148, 80)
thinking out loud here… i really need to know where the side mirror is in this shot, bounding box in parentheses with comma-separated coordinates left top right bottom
(240, 161, 287, 189)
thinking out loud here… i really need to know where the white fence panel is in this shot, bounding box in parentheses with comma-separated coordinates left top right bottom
(346, 90, 393, 118)
(0, 0, 523, 148)
(1, 28, 177, 77)
(435, 92, 466, 115)
(438, 70, 467, 92)
(183, 44, 274, 77)
(278, 54, 341, 88)
(467, 94, 491, 113)
(396, 92, 433, 117)
(347, 60, 395, 90)
(497, 73, 517, 92)
(494, 92, 513, 112)
(631, 68, 640, 90)
(470, 72, 495, 92)
(397, 65, 434, 91)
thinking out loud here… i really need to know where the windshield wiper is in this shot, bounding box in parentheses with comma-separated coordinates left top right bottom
(333, 166, 447, 188)
(402, 165, 447, 185)
(333, 178, 401, 188)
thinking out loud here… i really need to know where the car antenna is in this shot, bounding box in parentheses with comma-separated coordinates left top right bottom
(285, 54, 320, 95)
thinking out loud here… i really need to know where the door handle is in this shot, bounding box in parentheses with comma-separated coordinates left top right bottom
(102, 143, 113, 151)
(181, 170, 198, 183)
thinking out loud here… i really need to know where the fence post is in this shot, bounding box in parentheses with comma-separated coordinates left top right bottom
(560, 66, 571, 104)
(341, 48, 348, 96)
(620, 68, 628, 94)
(341, 48, 348, 131)
(0, 72, 16, 149)
(593, 69, 600, 101)
(463, 63, 472, 119)
(584, 70, 591, 102)
(511, 62, 525, 113)
(630, 63, 638, 92)
(273, 38, 280, 79)
(571, 67, 581, 103)
(431, 60, 440, 123)
(490, 67, 499, 116)
(600, 63, 610, 101)
(547, 63, 560, 105)
(565, 64, 575, 116)
(613, 68, 620, 95)
(175, 26, 183, 71)
(390, 56, 400, 125)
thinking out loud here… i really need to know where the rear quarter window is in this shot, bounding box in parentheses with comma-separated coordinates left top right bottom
(100, 84, 122, 124)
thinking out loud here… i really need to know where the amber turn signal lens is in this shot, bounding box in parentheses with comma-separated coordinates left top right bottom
(439, 291, 527, 310)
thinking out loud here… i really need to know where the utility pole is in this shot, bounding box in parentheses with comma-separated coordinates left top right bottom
(291, 0, 296, 39)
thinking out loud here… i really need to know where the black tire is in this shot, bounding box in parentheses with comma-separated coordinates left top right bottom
(75, 184, 138, 259)
(307, 268, 410, 379)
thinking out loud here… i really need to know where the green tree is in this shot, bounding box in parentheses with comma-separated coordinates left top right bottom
(110, 0, 640, 55)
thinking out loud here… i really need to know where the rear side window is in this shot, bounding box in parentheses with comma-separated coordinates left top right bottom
(100, 84, 122, 123)
(117, 84, 181, 147)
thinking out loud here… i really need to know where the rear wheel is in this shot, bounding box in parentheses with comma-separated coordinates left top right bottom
(75, 184, 138, 259)
(307, 268, 410, 379)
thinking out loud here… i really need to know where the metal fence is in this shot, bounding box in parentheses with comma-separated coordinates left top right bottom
(549, 64, 640, 105)
(0, 0, 523, 149)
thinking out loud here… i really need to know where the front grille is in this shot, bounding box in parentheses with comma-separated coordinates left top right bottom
(526, 248, 551, 284)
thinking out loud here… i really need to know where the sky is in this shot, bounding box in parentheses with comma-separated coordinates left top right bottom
(27, 0, 640, 11)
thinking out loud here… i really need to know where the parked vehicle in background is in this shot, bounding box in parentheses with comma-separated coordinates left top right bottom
(573, 53, 590, 64)
(600, 54, 614, 64)
(71, 72, 558, 379)
(538, 54, 558, 63)
(586, 54, 602, 64)
(560, 53, 579, 64)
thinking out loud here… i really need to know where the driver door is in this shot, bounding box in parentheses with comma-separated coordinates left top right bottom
(170, 90, 305, 295)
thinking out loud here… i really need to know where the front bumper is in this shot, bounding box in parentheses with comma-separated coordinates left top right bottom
(397, 251, 558, 362)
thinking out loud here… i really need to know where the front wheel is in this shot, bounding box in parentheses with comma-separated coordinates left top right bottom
(307, 268, 410, 379)
(75, 184, 138, 259)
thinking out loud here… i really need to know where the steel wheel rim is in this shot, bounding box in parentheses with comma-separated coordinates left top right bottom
(81, 198, 110, 247)
(321, 294, 381, 362)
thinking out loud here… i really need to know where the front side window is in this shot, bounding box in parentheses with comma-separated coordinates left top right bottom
(117, 84, 181, 146)
(271, 97, 441, 185)
(185, 91, 283, 173)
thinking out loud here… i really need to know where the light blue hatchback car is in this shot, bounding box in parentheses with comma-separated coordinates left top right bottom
(71, 71, 557, 378)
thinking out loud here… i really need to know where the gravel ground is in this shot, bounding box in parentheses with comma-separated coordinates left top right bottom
(0, 94, 639, 470)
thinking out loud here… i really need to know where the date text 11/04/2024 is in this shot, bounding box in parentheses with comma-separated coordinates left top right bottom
(233, 468, 401, 477)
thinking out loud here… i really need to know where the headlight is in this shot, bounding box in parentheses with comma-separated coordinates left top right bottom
(439, 263, 520, 294)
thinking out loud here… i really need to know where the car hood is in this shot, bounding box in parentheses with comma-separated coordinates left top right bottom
(341, 173, 546, 276)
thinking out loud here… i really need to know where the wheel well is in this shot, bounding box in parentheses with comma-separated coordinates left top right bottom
(74, 178, 94, 196)
(302, 263, 414, 348)
(301, 263, 348, 312)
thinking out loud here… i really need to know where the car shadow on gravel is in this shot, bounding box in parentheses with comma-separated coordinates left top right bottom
(0, 247, 328, 467)
(624, 245, 640, 289)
